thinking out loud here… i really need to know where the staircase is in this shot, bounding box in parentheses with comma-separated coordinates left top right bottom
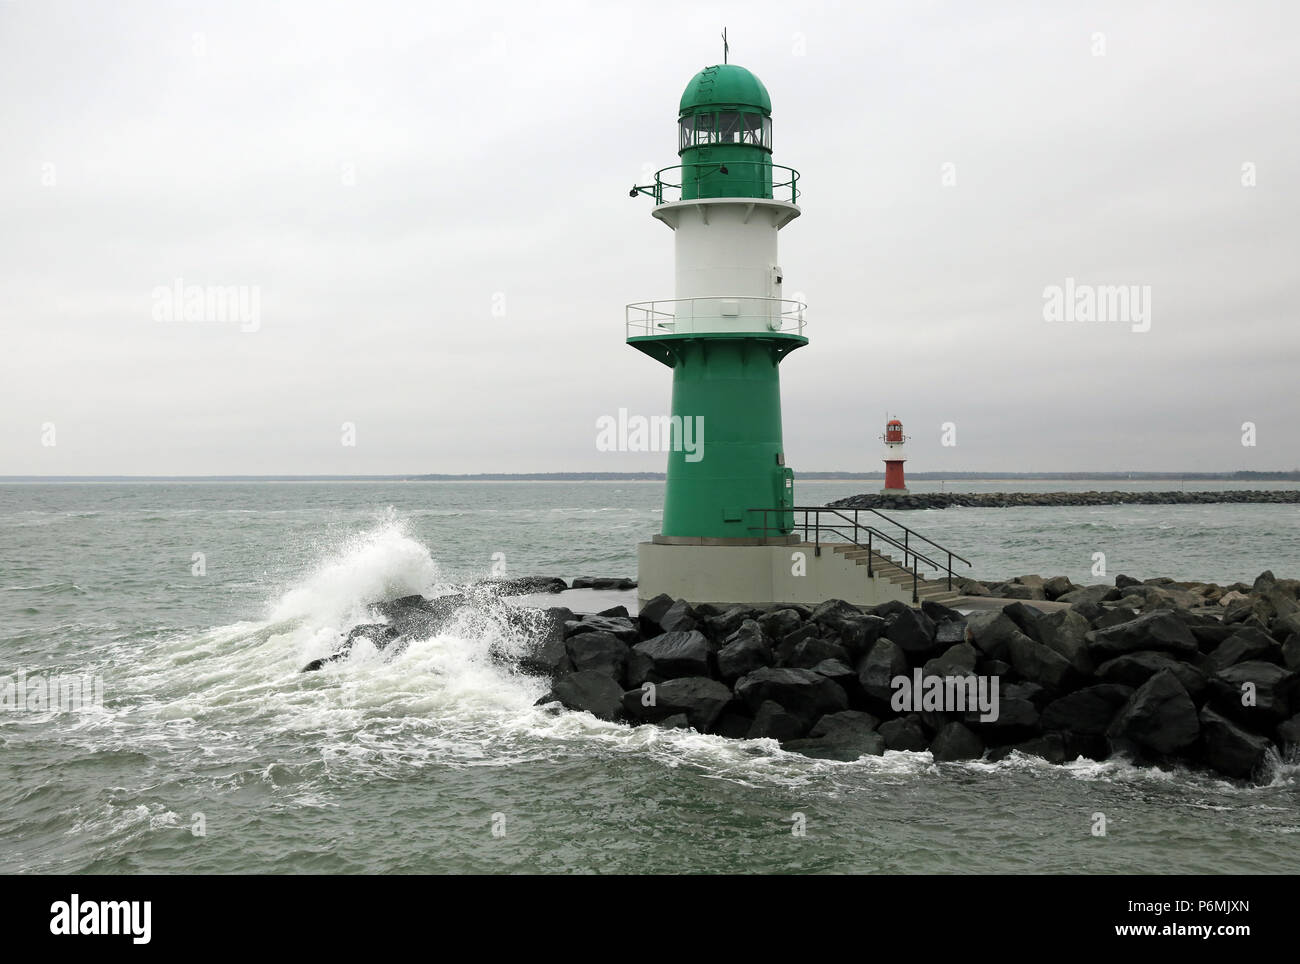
(749, 504, 972, 608)
(829, 544, 964, 605)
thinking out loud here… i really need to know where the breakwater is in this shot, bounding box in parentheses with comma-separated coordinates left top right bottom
(829, 490, 1300, 510)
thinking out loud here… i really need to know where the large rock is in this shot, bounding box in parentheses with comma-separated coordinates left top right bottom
(1095, 650, 1208, 698)
(747, 700, 807, 741)
(856, 638, 907, 704)
(1057, 584, 1121, 607)
(1086, 610, 1199, 660)
(929, 722, 985, 761)
(1007, 632, 1075, 690)
(810, 599, 864, 634)
(1107, 670, 1200, 756)
(923, 642, 979, 678)
(965, 612, 1020, 661)
(549, 670, 624, 722)
(1040, 684, 1134, 736)
(783, 710, 884, 761)
(1199, 706, 1273, 780)
(566, 614, 640, 643)
(1208, 661, 1296, 723)
(879, 717, 929, 751)
(564, 630, 628, 684)
(835, 614, 887, 661)
(703, 605, 756, 642)
(879, 605, 938, 658)
(637, 593, 676, 636)
(756, 608, 803, 643)
(657, 599, 699, 634)
(778, 636, 851, 670)
(715, 620, 772, 682)
(519, 606, 575, 676)
(1036, 608, 1095, 675)
(630, 630, 711, 682)
(622, 676, 732, 731)
(1206, 627, 1280, 672)
(734, 667, 849, 727)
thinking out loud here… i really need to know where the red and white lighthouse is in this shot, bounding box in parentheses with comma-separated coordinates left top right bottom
(881, 417, 908, 494)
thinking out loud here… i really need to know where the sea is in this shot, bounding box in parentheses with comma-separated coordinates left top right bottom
(2, 479, 1299, 874)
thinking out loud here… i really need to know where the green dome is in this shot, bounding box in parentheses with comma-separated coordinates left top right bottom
(679, 64, 771, 116)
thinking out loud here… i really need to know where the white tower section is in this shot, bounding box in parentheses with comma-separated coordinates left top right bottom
(649, 198, 801, 335)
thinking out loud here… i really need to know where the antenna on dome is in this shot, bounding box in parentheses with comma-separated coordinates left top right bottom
(721, 27, 729, 64)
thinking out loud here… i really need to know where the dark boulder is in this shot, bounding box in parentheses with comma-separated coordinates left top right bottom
(630, 631, 711, 681)
(566, 615, 640, 643)
(964, 697, 1039, 741)
(1043, 575, 1074, 600)
(923, 642, 978, 678)
(783, 711, 884, 761)
(1095, 651, 1208, 699)
(810, 599, 865, 635)
(781, 637, 851, 670)
(565, 630, 628, 684)
(880, 606, 938, 658)
(1040, 684, 1134, 736)
(703, 605, 756, 642)
(965, 612, 1020, 661)
(756, 608, 803, 643)
(549, 671, 624, 722)
(1002, 602, 1047, 644)
(1208, 661, 1296, 723)
(1199, 706, 1273, 780)
(734, 667, 849, 727)
(622, 676, 732, 731)
(856, 638, 908, 704)
(1206, 627, 1280, 672)
(929, 722, 985, 761)
(1007, 632, 1075, 690)
(1087, 610, 1199, 660)
(637, 593, 676, 636)
(1036, 608, 1094, 675)
(1107, 670, 1200, 756)
(835, 614, 888, 661)
(657, 599, 699, 634)
(879, 717, 929, 751)
(746, 700, 807, 741)
(715, 620, 772, 683)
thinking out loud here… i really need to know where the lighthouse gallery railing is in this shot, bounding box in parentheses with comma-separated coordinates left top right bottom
(748, 505, 972, 603)
(631, 162, 801, 205)
(626, 296, 807, 338)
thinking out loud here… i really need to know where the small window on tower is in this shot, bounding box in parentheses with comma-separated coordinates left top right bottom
(695, 113, 716, 145)
(762, 116, 772, 150)
(742, 113, 763, 146)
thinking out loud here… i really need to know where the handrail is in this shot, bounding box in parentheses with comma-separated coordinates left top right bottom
(852, 505, 972, 567)
(630, 162, 801, 205)
(626, 296, 807, 339)
(747, 505, 972, 601)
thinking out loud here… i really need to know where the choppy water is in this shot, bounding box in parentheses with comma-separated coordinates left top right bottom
(2, 481, 1299, 874)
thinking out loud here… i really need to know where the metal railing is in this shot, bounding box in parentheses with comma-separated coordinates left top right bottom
(630, 162, 801, 205)
(626, 296, 807, 339)
(748, 505, 972, 603)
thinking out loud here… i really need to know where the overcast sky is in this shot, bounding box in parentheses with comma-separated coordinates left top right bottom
(2, 0, 1297, 475)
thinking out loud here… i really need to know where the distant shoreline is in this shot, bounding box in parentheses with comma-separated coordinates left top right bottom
(3, 471, 1299, 484)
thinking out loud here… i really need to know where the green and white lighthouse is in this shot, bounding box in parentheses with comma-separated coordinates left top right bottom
(628, 60, 808, 604)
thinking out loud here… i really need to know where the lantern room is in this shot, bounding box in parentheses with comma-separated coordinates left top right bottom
(676, 64, 774, 200)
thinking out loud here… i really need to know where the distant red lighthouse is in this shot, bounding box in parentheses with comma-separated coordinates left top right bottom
(882, 417, 908, 494)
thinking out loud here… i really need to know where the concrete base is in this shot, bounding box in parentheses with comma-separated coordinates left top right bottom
(880, 487, 909, 494)
(637, 541, 915, 608)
